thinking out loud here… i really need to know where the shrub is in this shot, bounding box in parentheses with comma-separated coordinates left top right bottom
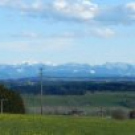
(111, 109, 128, 120)
(129, 110, 135, 119)
(0, 85, 25, 114)
(68, 109, 84, 116)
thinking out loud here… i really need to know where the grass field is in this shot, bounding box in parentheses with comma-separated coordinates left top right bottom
(23, 92, 135, 107)
(22, 92, 135, 114)
(0, 114, 135, 135)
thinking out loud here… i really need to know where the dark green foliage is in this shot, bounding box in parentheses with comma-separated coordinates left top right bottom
(111, 109, 128, 120)
(129, 110, 135, 119)
(6, 81, 135, 95)
(0, 85, 25, 114)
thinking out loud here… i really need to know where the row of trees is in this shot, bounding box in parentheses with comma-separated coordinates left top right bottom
(8, 81, 135, 95)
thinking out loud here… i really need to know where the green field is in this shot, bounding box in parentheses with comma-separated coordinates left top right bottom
(22, 93, 135, 114)
(1, 93, 135, 134)
(0, 114, 135, 135)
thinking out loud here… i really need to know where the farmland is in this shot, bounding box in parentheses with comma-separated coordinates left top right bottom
(0, 114, 135, 135)
(1, 84, 135, 135)
(22, 92, 135, 115)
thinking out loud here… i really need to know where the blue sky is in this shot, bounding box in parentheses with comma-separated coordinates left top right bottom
(0, 0, 135, 65)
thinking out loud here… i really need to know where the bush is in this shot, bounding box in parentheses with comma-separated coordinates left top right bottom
(68, 109, 84, 116)
(0, 85, 25, 114)
(111, 109, 128, 120)
(129, 110, 135, 119)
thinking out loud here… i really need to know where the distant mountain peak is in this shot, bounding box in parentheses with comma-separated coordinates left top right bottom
(0, 62, 135, 79)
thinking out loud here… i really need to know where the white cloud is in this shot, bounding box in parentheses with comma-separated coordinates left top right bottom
(52, 0, 99, 21)
(92, 28, 115, 38)
(0, 0, 99, 22)
(0, 0, 12, 6)
(10, 28, 115, 40)
(125, 2, 135, 21)
(0, 0, 25, 8)
(54, 0, 67, 10)
(31, 0, 43, 10)
(96, 2, 135, 25)
(58, 28, 115, 39)
(1, 0, 135, 25)
(126, 2, 135, 12)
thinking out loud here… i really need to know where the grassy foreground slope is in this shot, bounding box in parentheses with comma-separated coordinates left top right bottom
(0, 115, 135, 135)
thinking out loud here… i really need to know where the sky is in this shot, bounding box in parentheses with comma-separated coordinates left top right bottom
(0, 0, 135, 65)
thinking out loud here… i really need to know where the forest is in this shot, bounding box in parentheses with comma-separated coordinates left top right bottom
(5, 81, 135, 95)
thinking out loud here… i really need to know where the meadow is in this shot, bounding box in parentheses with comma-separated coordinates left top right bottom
(1, 92, 135, 134)
(22, 92, 135, 114)
(0, 114, 135, 135)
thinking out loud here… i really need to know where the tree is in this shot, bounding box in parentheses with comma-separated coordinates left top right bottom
(0, 85, 25, 114)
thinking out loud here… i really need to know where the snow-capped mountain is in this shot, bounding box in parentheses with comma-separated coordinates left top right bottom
(0, 62, 135, 79)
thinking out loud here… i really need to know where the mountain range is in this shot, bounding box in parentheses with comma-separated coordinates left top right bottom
(0, 62, 135, 80)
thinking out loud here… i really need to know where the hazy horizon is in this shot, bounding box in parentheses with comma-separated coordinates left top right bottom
(1, 61, 135, 66)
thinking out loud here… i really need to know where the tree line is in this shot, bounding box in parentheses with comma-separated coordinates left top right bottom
(8, 81, 135, 95)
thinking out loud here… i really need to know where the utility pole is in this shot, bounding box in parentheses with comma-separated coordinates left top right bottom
(0, 99, 7, 114)
(40, 67, 43, 115)
(100, 107, 104, 118)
